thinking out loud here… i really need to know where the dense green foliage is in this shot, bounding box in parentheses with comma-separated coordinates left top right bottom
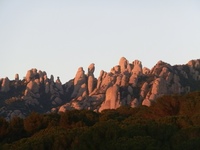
(1, 91, 200, 150)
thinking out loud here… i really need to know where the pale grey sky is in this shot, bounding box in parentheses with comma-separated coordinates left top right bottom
(0, 0, 200, 82)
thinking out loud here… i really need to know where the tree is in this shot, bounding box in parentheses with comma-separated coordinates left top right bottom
(0, 117, 8, 141)
(7, 116, 25, 142)
(24, 112, 45, 135)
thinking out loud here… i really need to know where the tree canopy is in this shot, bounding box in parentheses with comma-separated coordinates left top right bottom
(1, 91, 200, 150)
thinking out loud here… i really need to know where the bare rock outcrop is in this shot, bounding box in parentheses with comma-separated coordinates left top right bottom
(25, 80, 40, 95)
(1, 57, 200, 119)
(187, 59, 200, 80)
(24, 79, 40, 106)
(74, 67, 86, 85)
(25, 69, 36, 83)
(95, 71, 114, 94)
(55, 77, 63, 94)
(10, 110, 25, 120)
(88, 63, 95, 95)
(119, 57, 129, 73)
(121, 74, 129, 87)
(140, 82, 149, 99)
(71, 67, 87, 98)
(128, 60, 142, 87)
(129, 73, 138, 87)
(132, 60, 142, 75)
(61, 58, 200, 110)
(15, 74, 19, 81)
(143, 67, 150, 74)
(1, 77, 10, 92)
(131, 98, 140, 108)
(99, 85, 120, 112)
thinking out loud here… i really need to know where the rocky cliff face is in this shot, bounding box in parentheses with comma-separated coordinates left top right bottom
(0, 57, 200, 120)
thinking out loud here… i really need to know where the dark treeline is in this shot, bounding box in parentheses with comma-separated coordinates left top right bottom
(1, 91, 200, 150)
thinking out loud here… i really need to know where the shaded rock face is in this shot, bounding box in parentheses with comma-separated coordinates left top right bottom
(55, 77, 63, 94)
(1, 77, 10, 92)
(24, 79, 40, 106)
(0, 58, 200, 119)
(15, 74, 19, 81)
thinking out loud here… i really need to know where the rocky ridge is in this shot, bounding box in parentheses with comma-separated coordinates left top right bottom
(0, 57, 200, 120)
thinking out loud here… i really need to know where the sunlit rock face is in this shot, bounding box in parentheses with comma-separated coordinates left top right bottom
(24, 79, 40, 106)
(132, 60, 142, 75)
(99, 85, 120, 112)
(25, 79, 40, 95)
(119, 57, 129, 73)
(143, 67, 150, 75)
(25, 69, 35, 83)
(71, 67, 87, 98)
(88, 63, 95, 95)
(0, 57, 200, 119)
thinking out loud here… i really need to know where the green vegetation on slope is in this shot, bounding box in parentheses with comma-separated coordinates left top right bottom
(1, 91, 200, 150)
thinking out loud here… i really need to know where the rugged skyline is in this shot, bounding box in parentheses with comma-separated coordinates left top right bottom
(0, 57, 200, 120)
(1, 1, 200, 81)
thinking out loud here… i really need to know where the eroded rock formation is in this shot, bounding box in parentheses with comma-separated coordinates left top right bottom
(1, 77, 10, 92)
(0, 57, 200, 119)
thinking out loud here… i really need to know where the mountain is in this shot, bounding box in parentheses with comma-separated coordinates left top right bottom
(0, 57, 200, 120)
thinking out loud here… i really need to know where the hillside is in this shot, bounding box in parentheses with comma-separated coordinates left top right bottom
(1, 91, 200, 149)
(0, 57, 200, 120)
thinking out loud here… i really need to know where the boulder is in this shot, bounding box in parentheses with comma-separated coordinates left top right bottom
(131, 98, 139, 108)
(88, 63, 95, 95)
(132, 60, 142, 75)
(142, 98, 151, 107)
(10, 110, 25, 119)
(25, 80, 40, 95)
(88, 63, 95, 74)
(25, 68, 37, 83)
(119, 57, 128, 73)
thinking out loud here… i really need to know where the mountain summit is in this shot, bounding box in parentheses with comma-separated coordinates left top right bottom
(1, 57, 200, 120)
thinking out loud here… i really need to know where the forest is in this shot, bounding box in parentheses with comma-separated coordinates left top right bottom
(1, 91, 200, 150)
